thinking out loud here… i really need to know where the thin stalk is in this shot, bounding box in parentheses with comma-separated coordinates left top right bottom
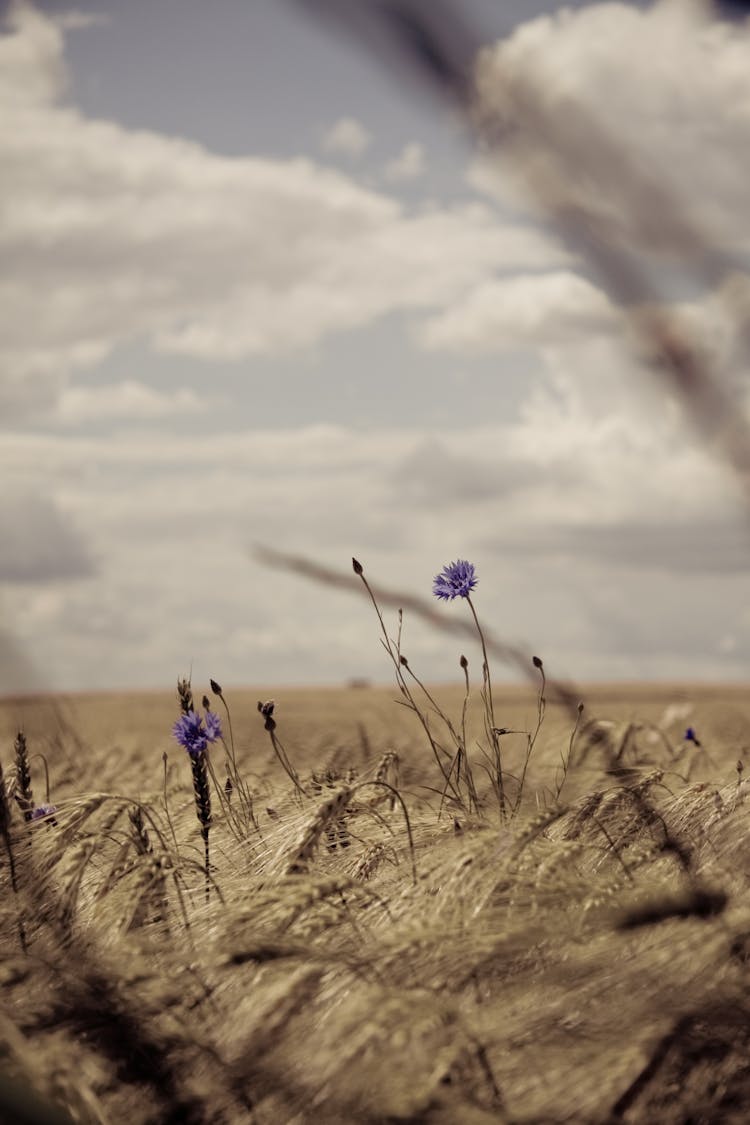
(209, 681, 242, 792)
(459, 656, 470, 769)
(258, 703, 307, 797)
(458, 656, 479, 813)
(355, 563, 466, 811)
(162, 752, 181, 857)
(401, 660, 462, 749)
(30, 753, 51, 805)
(555, 702, 584, 802)
(513, 658, 547, 816)
(466, 594, 505, 816)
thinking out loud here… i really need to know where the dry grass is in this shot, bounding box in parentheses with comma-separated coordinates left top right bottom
(1, 681, 750, 1123)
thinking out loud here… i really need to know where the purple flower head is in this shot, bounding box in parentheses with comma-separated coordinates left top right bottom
(204, 710, 222, 743)
(172, 709, 223, 754)
(684, 726, 701, 747)
(173, 711, 207, 755)
(433, 559, 477, 601)
(31, 804, 57, 821)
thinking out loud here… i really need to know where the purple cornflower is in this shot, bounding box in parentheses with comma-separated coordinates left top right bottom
(204, 710, 222, 743)
(30, 804, 57, 821)
(433, 559, 478, 601)
(173, 709, 222, 755)
(684, 727, 701, 747)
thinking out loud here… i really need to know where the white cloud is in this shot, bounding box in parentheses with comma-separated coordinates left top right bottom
(2, 397, 749, 689)
(0, 1, 67, 108)
(471, 0, 750, 257)
(321, 116, 372, 156)
(0, 4, 567, 419)
(150, 203, 567, 360)
(56, 381, 205, 424)
(418, 271, 618, 353)
(384, 142, 426, 182)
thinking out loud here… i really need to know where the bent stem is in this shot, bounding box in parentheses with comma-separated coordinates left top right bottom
(355, 565, 466, 812)
(209, 692, 259, 835)
(354, 779, 417, 885)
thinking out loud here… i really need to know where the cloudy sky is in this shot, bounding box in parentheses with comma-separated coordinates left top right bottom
(3, 0, 750, 694)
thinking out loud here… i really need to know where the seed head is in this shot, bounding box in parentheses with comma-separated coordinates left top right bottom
(177, 677, 194, 714)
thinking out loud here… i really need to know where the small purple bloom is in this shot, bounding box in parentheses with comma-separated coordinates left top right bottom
(173, 711, 208, 755)
(204, 710, 222, 743)
(433, 559, 478, 601)
(31, 804, 57, 821)
(173, 709, 221, 755)
(684, 727, 701, 747)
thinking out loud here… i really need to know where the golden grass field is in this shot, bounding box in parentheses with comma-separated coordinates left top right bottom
(2, 679, 750, 1124)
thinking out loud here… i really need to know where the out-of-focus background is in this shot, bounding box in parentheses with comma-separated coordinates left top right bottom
(3, 0, 750, 694)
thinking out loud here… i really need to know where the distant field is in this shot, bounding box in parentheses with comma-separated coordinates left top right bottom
(1, 680, 750, 1123)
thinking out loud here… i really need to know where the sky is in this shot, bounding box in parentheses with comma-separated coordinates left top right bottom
(3, 0, 750, 694)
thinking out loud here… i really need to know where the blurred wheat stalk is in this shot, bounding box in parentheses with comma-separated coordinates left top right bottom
(296, 0, 750, 501)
